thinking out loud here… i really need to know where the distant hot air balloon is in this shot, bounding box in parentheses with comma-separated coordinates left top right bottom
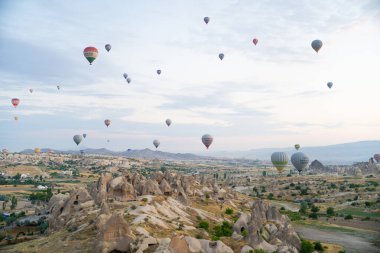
(80, 150, 85, 155)
(294, 144, 300, 150)
(271, 152, 289, 173)
(83, 133, 87, 138)
(14, 116, 18, 121)
(374, 154, 380, 163)
(126, 77, 131, 84)
(291, 152, 309, 174)
(107, 139, 110, 143)
(153, 139, 160, 149)
(104, 119, 111, 127)
(157, 69, 161, 75)
(47, 149, 54, 154)
(73, 135, 83, 146)
(29, 89, 33, 93)
(165, 119, 172, 127)
(34, 148, 41, 154)
(11, 98, 20, 108)
(57, 85, 60, 90)
(327, 82, 333, 89)
(202, 134, 213, 149)
(218, 53, 224, 61)
(311, 40, 323, 53)
(123, 73, 128, 80)
(83, 46, 98, 65)
(105, 44, 111, 52)
(252, 38, 258, 45)
(204, 17, 210, 24)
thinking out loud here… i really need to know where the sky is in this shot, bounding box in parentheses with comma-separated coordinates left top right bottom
(0, 0, 380, 153)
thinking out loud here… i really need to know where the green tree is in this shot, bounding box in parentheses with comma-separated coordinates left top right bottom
(344, 214, 353, 220)
(299, 201, 308, 214)
(268, 193, 274, 200)
(198, 221, 209, 231)
(314, 241, 324, 251)
(300, 240, 314, 253)
(225, 208, 233, 215)
(11, 196, 17, 210)
(326, 207, 334, 216)
(311, 205, 320, 213)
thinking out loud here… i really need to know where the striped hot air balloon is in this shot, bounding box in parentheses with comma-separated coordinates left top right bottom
(83, 47, 98, 65)
(271, 152, 289, 173)
(202, 134, 213, 149)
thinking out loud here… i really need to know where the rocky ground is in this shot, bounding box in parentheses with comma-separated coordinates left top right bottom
(1, 171, 302, 253)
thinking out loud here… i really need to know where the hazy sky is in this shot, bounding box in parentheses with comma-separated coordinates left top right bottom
(1, 0, 379, 153)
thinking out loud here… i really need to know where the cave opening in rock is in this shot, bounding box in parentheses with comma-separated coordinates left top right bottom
(73, 200, 78, 205)
(60, 207, 64, 213)
(241, 227, 245, 233)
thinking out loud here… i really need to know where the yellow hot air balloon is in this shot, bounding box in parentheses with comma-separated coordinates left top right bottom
(34, 148, 41, 154)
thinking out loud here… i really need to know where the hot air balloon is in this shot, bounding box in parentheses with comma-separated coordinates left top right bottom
(157, 69, 161, 75)
(83, 133, 87, 138)
(73, 135, 83, 146)
(271, 152, 289, 173)
(202, 134, 213, 149)
(34, 148, 41, 154)
(127, 77, 131, 84)
(80, 150, 85, 155)
(291, 152, 309, 174)
(327, 82, 333, 89)
(252, 38, 258, 45)
(83, 46, 98, 65)
(204, 17, 210, 24)
(311, 40, 323, 53)
(29, 89, 33, 93)
(153, 139, 160, 148)
(14, 116, 18, 121)
(57, 85, 60, 90)
(123, 73, 128, 80)
(107, 139, 110, 143)
(104, 119, 111, 127)
(11, 98, 20, 108)
(105, 44, 111, 52)
(294, 144, 300, 150)
(374, 154, 380, 163)
(219, 53, 224, 61)
(165, 119, 172, 127)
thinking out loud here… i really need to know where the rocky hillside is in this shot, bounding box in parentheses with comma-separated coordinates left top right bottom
(3, 171, 301, 253)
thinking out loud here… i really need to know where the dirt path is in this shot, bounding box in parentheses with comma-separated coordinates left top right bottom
(295, 225, 380, 253)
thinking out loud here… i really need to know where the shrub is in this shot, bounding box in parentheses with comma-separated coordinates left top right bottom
(213, 221, 233, 237)
(309, 213, 318, 219)
(254, 250, 266, 253)
(198, 221, 209, 231)
(344, 214, 353, 220)
(241, 229, 248, 237)
(280, 206, 285, 211)
(326, 207, 334, 216)
(268, 193, 274, 200)
(314, 241, 323, 251)
(300, 240, 314, 253)
(311, 205, 320, 213)
(225, 208, 233, 215)
(142, 198, 148, 202)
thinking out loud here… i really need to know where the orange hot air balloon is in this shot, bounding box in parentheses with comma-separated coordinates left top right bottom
(11, 98, 20, 108)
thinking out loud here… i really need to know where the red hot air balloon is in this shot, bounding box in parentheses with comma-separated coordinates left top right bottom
(11, 98, 20, 108)
(252, 38, 258, 45)
(104, 119, 111, 127)
(83, 47, 99, 65)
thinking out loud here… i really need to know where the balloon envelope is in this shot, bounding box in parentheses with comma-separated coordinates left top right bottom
(327, 82, 333, 89)
(271, 152, 289, 173)
(157, 69, 161, 75)
(219, 53, 224, 61)
(204, 17, 210, 24)
(294, 144, 300, 150)
(83, 133, 87, 138)
(153, 139, 160, 148)
(57, 85, 60, 90)
(73, 135, 83, 145)
(105, 44, 111, 52)
(291, 152, 309, 173)
(311, 40, 323, 53)
(104, 119, 111, 127)
(83, 46, 98, 65)
(29, 89, 33, 93)
(11, 98, 20, 108)
(165, 119, 172, 126)
(202, 134, 213, 149)
(253, 38, 258, 45)
(127, 77, 131, 84)
(123, 73, 128, 79)
(14, 116, 18, 121)
(34, 148, 41, 154)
